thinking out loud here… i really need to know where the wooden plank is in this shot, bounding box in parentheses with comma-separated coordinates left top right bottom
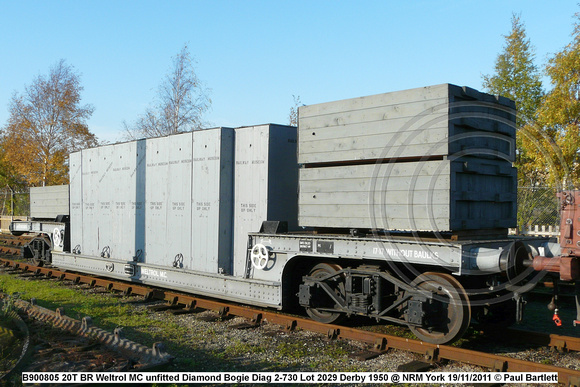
(452, 117, 515, 136)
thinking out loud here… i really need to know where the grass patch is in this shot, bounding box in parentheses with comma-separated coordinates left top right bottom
(275, 342, 311, 359)
(223, 339, 265, 357)
(0, 274, 280, 373)
(0, 275, 189, 351)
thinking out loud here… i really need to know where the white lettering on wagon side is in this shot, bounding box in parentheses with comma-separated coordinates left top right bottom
(373, 247, 439, 260)
(142, 268, 168, 278)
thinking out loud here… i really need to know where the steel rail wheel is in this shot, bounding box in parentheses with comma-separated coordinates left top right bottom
(305, 262, 346, 324)
(408, 272, 471, 344)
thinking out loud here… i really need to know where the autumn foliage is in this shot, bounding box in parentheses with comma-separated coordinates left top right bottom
(535, 13, 580, 188)
(484, 11, 580, 189)
(1, 60, 98, 187)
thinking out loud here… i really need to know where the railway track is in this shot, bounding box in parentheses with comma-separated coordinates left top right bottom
(0, 234, 32, 256)
(1, 256, 580, 385)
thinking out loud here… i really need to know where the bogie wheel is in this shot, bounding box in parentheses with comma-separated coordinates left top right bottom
(407, 272, 471, 344)
(304, 262, 346, 324)
(27, 237, 51, 267)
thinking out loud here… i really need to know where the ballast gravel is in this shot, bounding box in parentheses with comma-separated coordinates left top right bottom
(130, 299, 580, 387)
(3, 270, 579, 387)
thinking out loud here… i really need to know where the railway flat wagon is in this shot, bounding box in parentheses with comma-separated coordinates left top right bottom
(39, 84, 573, 344)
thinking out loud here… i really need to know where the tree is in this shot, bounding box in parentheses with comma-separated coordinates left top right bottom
(482, 14, 543, 127)
(482, 14, 546, 188)
(536, 11, 580, 188)
(123, 44, 211, 139)
(0, 137, 26, 213)
(0, 141, 28, 216)
(2, 60, 97, 186)
(0, 139, 24, 188)
(288, 95, 302, 127)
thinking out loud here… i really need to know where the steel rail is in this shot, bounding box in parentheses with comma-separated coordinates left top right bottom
(0, 234, 34, 256)
(500, 327, 580, 353)
(0, 246, 20, 256)
(0, 234, 34, 246)
(1, 257, 579, 385)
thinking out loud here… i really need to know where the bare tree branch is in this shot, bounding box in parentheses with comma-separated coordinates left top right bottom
(123, 44, 211, 140)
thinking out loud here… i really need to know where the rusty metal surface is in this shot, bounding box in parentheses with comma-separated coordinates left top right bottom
(532, 191, 580, 281)
(0, 246, 20, 256)
(1, 256, 580, 384)
(0, 234, 34, 246)
(0, 234, 34, 257)
(500, 327, 580, 353)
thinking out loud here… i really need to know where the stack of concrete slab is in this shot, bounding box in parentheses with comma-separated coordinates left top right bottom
(298, 84, 517, 232)
(298, 84, 515, 164)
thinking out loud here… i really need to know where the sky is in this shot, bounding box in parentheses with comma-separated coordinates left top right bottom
(0, 1, 578, 144)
